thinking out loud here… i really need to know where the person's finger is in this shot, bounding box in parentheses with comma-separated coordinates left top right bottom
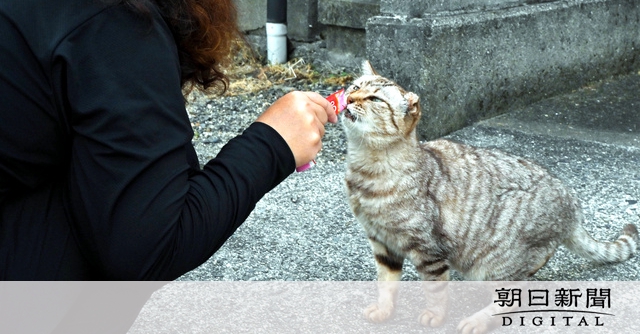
(302, 91, 338, 124)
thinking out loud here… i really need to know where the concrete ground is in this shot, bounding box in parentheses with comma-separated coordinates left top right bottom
(179, 71, 640, 282)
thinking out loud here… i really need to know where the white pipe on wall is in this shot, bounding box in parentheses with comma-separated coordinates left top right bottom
(267, 0, 287, 64)
(266, 22, 287, 64)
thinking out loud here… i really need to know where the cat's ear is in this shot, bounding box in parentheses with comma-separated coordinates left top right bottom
(362, 60, 378, 76)
(405, 92, 420, 115)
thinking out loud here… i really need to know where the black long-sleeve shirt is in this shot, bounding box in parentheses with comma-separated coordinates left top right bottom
(0, 0, 295, 279)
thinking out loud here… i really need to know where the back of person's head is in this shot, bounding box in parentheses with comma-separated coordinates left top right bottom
(106, 0, 242, 95)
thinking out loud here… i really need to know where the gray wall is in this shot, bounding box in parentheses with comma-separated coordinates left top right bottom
(368, 0, 640, 139)
(380, 0, 557, 15)
(235, 0, 378, 58)
(235, 0, 266, 31)
(235, 0, 323, 41)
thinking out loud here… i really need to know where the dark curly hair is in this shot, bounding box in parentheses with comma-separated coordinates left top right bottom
(109, 0, 241, 94)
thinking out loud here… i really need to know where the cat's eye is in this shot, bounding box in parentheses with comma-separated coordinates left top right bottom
(369, 96, 383, 103)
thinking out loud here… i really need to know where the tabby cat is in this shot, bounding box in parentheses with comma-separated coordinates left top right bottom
(342, 60, 638, 333)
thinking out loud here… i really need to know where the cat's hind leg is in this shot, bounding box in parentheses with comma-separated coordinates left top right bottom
(414, 257, 450, 328)
(364, 237, 404, 323)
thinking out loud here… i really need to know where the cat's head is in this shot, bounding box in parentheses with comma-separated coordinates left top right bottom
(342, 60, 421, 147)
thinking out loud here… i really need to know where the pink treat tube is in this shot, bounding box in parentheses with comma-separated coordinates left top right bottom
(295, 89, 347, 172)
(325, 88, 347, 116)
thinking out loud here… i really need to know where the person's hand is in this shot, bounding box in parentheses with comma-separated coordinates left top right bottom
(256, 91, 338, 167)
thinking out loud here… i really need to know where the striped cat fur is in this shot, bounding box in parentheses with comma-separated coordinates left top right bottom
(342, 61, 638, 333)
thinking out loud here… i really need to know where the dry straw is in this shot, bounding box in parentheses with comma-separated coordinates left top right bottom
(217, 39, 354, 96)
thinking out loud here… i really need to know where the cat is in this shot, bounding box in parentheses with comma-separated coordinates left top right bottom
(341, 60, 639, 333)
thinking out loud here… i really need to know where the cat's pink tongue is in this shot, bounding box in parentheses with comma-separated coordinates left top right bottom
(295, 89, 347, 173)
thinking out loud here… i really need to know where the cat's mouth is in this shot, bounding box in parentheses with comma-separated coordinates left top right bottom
(343, 109, 357, 122)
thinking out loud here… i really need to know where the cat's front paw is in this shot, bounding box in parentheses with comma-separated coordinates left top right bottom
(418, 309, 446, 328)
(364, 303, 393, 323)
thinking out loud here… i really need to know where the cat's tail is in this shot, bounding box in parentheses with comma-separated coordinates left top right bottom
(564, 223, 638, 263)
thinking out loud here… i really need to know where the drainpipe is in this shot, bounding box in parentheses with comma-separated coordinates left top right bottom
(266, 0, 287, 64)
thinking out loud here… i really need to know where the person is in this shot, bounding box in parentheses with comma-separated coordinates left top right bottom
(0, 0, 337, 280)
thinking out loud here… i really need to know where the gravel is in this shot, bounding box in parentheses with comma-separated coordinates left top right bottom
(180, 80, 368, 281)
(178, 72, 639, 282)
(186, 82, 350, 168)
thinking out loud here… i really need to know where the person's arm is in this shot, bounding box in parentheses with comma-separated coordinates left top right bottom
(56, 5, 297, 279)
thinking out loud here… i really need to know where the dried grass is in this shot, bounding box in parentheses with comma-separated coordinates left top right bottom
(215, 39, 354, 97)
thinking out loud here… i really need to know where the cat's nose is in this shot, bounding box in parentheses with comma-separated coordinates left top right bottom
(347, 96, 354, 104)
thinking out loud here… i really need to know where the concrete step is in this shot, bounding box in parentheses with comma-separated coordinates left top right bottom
(476, 71, 640, 149)
(380, 0, 555, 16)
(367, 0, 640, 140)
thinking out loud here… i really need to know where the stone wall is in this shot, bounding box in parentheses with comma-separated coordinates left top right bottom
(380, 0, 556, 15)
(234, 0, 377, 61)
(368, 0, 640, 139)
